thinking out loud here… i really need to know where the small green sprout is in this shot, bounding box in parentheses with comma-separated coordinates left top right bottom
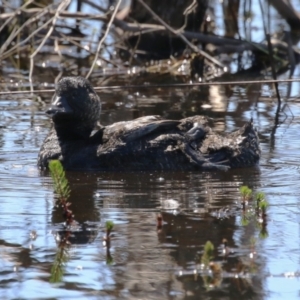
(49, 160, 70, 200)
(201, 241, 214, 267)
(259, 199, 269, 211)
(255, 192, 265, 202)
(49, 160, 74, 225)
(239, 185, 252, 200)
(50, 247, 69, 283)
(104, 220, 114, 248)
(255, 192, 266, 208)
(106, 220, 114, 232)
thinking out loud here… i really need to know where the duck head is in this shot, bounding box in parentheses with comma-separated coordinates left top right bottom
(47, 77, 101, 139)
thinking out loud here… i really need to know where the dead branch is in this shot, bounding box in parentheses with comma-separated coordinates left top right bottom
(81, 0, 107, 14)
(1, 7, 296, 57)
(0, 6, 54, 57)
(0, 0, 35, 34)
(2, 77, 300, 96)
(86, 0, 122, 79)
(29, 0, 71, 86)
(268, 0, 300, 29)
(136, 0, 224, 68)
(0, 1, 298, 84)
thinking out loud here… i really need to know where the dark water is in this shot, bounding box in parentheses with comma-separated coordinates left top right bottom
(1, 79, 300, 300)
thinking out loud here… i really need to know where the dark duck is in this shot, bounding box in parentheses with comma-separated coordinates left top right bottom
(38, 77, 260, 171)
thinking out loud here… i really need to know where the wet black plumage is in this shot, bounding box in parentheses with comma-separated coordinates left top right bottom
(38, 77, 260, 171)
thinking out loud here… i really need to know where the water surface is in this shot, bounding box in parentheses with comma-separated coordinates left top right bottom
(1, 80, 300, 299)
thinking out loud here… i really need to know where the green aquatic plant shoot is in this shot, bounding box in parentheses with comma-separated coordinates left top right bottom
(105, 220, 114, 243)
(49, 160, 70, 200)
(48, 160, 73, 283)
(106, 220, 114, 232)
(255, 191, 269, 215)
(255, 191, 265, 207)
(49, 160, 74, 225)
(239, 185, 252, 200)
(204, 241, 214, 256)
(50, 246, 69, 283)
(201, 241, 214, 267)
(104, 221, 114, 264)
(255, 192, 265, 202)
(259, 199, 269, 211)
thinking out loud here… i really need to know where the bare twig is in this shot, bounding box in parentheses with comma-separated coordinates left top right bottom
(85, 0, 122, 79)
(81, 0, 107, 13)
(0, 6, 51, 56)
(268, 0, 300, 28)
(0, 0, 35, 34)
(0, 9, 256, 49)
(258, 0, 281, 115)
(0, 8, 296, 57)
(285, 31, 296, 77)
(29, 0, 71, 89)
(0, 6, 54, 58)
(266, 33, 281, 106)
(54, 38, 63, 84)
(136, 0, 224, 68)
(59, 32, 119, 67)
(0, 25, 18, 56)
(177, 0, 197, 32)
(1, 77, 300, 96)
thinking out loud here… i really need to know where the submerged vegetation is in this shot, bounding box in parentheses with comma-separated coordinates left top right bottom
(179, 185, 270, 289)
(201, 240, 215, 267)
(104, 220, 114, 264)
(47, 160, 270, 287)
(239, 185, 269, 237)
(239, 185, 253, 201)
(48, 160, 74, 282)
(48, 160, 115, 281)
(49, 160, 73, 226)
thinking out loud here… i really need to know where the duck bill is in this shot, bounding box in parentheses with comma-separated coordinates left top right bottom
(46, 95, 72, 117)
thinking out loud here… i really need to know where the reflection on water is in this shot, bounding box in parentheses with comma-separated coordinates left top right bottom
(1, 79, 300, 299)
